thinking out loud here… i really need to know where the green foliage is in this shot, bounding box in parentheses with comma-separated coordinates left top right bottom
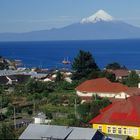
(0, 59, 9, 70)
(0, 123, 15, 139)
(67, 114, 81, 127)
(87, 70, 116, 82)
(55, 71, 63, 82)
(124, 71, 139, 87)
(0, 85, 4, 95)
(78, 103, 90, 116)
(87, 70, 99, 80)
(5, 105, 13, 117)
(45, 111, 53, 119)
(0, 96, 12, 108)
(99, 71, 116, 82)
(72, 50, 99, 80)
(14, 84, 25, 95)
(25, 78, 55, 94)
(77, 98, 111, 123)
(27, 109, 33, 115)
(47, 94, 62, 105)
(56, 81, 77, 91)
(106, 62, 126, 70)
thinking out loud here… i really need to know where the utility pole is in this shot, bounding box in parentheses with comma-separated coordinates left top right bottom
(33, 99, 35, 115)
(74, 99, 77, 118)
(0, 94, 2, 119)
(0, 86, 3, 112)
(13, 106, 16, 130)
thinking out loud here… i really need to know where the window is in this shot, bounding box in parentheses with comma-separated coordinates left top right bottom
(107, 127, 111, 133)
(98, 125, 102, 132)
(112, 127, 116, 134)
(118, 128, 122, 134)
(123, 128, 127, 135)
(128, 128, 132, 135)
(134, 128, 138, 136)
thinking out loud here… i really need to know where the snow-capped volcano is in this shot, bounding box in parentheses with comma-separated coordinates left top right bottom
(80, 9, 114, 24)
(1, 9, 140, 41)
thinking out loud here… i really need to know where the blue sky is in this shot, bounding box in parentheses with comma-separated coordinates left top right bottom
(0, 0, 140, 33)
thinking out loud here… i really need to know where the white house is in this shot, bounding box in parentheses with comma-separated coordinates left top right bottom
(76, 78, 140, 102)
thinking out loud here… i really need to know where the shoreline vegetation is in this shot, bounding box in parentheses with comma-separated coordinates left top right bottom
(0, 50, 140, 139)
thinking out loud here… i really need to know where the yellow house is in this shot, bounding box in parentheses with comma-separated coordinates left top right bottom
(89, 96, 140, 140)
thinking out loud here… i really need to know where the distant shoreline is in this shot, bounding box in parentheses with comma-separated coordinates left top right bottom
(0, 38, 140, 43)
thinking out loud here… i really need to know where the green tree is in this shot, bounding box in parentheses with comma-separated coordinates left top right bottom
(99, 71, 116, 82)
(77, 102, 90, 122)
(55, 71, 63, 82)
(77, 98, 111, 123)
(25, 78, 55, 94)
(72, 50, 99, 80)
(106, 62, 125, 70)
(0, 85, 4, 94)
(0, 123, 15, 139)
(0, 57, 9, 70)
(125, 71, 139, 87)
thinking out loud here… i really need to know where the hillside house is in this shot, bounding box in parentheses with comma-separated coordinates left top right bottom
(75, 78, 140, 102)
(89, 96, 140, 140)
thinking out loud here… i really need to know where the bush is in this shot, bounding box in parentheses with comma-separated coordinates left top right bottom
(0, 123, 15, 139)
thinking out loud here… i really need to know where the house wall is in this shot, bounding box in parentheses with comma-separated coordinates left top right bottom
(92, 123, 140, 140)
(76, 91, 128, 99)
(115, 92, 130, 99)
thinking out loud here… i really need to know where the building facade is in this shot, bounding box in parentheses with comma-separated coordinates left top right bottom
(90, 96, 140, 139)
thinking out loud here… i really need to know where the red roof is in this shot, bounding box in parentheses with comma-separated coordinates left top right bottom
(126, 87, 140, 96)
(89, 96, 140, 127)
(76, 78, 128, 93)
(112, 69, 129, 77)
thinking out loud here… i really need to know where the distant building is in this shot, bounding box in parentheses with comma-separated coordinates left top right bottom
(33, 112, 46, 124)
(75, 78, 140, 102)
(33, 112, 51, 125)
(89, 96, 140, 140)
(19, 124, 105, 140)
(0, 70, 31, 85)
(111, 69, 129, 81)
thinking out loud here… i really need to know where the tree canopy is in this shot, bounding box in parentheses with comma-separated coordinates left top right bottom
(77, 98, 111, 123)
(125, 71, 139, 87)
(0, 59, 9, 70)
(106, 62, 126, 70)
(0, 123, 15, 139)
(72, 50, 99, 80)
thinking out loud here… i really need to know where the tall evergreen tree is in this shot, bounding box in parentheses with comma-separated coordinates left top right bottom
(72, 50, 99, 80)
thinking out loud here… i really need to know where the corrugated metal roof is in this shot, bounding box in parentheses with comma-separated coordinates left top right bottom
(19, 124, 73, 140)
(0, 70, 17, 76)
(43, 125, 73, 139)
(19, 124, 101, 140)
(19, 124, 50, 139)
(67, 127, 97, 140)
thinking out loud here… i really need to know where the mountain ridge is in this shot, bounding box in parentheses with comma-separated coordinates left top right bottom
(0, 10, 140, 41)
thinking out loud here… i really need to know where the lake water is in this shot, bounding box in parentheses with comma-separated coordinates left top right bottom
(0, 39, 140, 70)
